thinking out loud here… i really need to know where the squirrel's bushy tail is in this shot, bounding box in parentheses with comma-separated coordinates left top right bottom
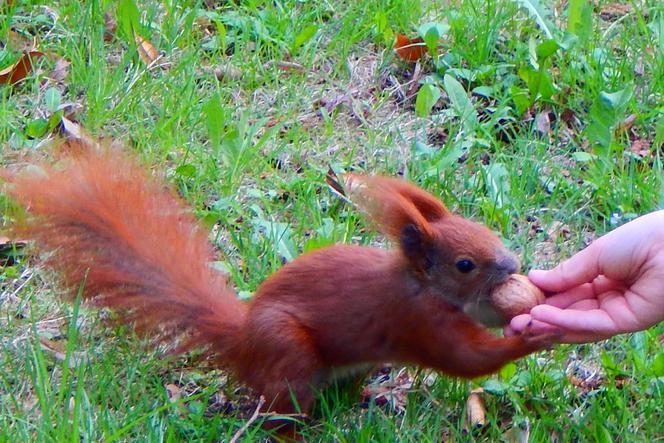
(3, 143, 245, 359)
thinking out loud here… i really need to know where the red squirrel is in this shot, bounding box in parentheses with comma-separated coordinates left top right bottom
(2, 143, 555, 427)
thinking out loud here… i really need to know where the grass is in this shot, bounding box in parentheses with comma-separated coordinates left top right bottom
(1, 0, 664, 441)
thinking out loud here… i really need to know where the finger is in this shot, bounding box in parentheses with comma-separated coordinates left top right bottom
(566, 298, 600, 311)
(543, 283, 597, 308)
(540, 277, 622, 308)
(530, 304, 618, 335)
(508, 314, 531, 333)
(508, 315, 559, 335)
(528, 241, 603, 292)
(556, 331, 612, 344)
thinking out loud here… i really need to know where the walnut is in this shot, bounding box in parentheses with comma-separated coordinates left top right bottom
(491, 274, 545, 320)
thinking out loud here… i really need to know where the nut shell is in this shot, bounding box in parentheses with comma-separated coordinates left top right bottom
(490, 274, 545, 320)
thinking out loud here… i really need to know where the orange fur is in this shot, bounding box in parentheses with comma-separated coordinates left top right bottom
(2, 143, 556, 435)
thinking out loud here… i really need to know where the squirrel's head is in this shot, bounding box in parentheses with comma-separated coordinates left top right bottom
(341, 173, 519, 327)
(399, 216, 519, 327)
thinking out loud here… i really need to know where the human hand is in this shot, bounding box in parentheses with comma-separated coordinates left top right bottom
(508, 210, 664, 343)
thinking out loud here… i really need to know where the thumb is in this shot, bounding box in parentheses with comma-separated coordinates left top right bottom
(528, 240, 603, 293)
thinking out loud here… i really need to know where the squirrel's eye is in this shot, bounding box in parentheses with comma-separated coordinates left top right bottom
(455, 259, 476, 273)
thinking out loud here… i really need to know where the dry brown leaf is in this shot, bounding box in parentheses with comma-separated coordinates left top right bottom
(57, 116, 96, 148)
(39, 337, 89, 368)
(50, 57, 71, 83)
(104, 12, 117, 42)
(546, 220, 571, 240)
(214, 64, 242, 82)
(134, 33, 160, 66)
(263, 60, 306, 73)
(0, 236, 27, 250)
(0, 51, 45, 85)
(394, 33, 427, 62)
(360, 368, 413, 412)
(630, 138, 651, 159)
(165, 384, 182, 402)
(8, 30, 37, 52)
(534, 111, 551, 135)
(501, 419, 531, 443)
(617, 113, 637, 133)
(465, 388, 486, 430)
(560, 108, 577, 125)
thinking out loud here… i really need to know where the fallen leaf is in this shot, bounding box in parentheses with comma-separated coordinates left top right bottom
(214, 64, 242, 81)
(566, 356, 605, 393)
(634, 57, 645, 76)
(534, 111, 551, 135)
(501, 419, 531, 443)
(104, 12, 117, 42)
(263, 60, 305, 73)
(0, 51, 45, 85)
(406, 61, 424, 99)
(546, 220, 570, 240)
(630, 138, 651, 159)
(8, 30, 36, 52)
(134, 33, 160, 66)
(0, 236, 27, 249)
(39, 337, 89, 369)
(57, 116, 96, 147)
(617, 114, 637, 133)
(465, 388, 487, 430)
(50, 57, 71, 83)
(360, 368, 413, 413)
(0, 236, 27, 266)
(394, 33, 426, 62)
(560, 108, 576, 125)
(165, 384, 182, 402)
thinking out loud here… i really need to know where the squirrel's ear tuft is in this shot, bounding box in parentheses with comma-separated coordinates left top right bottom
(330, 174, 449, 240)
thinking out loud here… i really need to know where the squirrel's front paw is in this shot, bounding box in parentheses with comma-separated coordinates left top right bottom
(521, 323, 562, 349)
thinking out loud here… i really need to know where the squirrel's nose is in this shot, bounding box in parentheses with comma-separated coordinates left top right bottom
(495, 254, 520, 275)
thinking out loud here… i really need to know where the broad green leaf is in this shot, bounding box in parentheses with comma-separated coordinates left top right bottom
(482, 379, 508, 395)
(253, 219, 297, 262)
(44, 87, 61, 113)
(483, 162, 510, 208)
(536, 39, 559, 60)
(518, 66, 556, 101)
(600, 88, 633, 109)
(435, 143, 465, 169)
(595, 425, 613, 443)
(651, 353, 664, 377)
(586, 86, 633, 148)
(511, 0, 557, 40)
(499, 362, 518, 380)
(571, 152, 596, 162)
(203, 93, 225, 150)
(443, 74, 478, 132)
(655, 115, 664, 148)
(25, 118, 49, 138)
(567, 0, 592, 44)
(418, 22, 449, 54)
(510, 85, 530, 114)
(117, 0, 140, 41)
(415, 83, 441, 118)
(292, 25, 318, 51)
(417, 22, 449, 41)
(176, 164, 197, 178)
